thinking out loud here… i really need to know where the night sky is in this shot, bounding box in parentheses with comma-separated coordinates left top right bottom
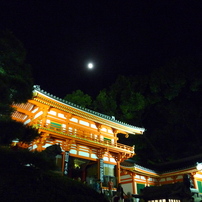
(0, 1, 202, 98)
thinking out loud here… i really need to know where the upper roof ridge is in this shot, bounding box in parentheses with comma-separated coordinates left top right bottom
(33, 85, 145, 133)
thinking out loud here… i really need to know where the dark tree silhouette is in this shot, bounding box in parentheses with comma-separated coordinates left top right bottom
(0, 30, 38, 145)
(0, 30, 33, 118)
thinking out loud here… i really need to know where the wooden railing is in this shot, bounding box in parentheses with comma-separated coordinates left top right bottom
(39, 123, 134, 152)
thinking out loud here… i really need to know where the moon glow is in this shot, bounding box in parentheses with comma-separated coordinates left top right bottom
(87, 63, 94, 69)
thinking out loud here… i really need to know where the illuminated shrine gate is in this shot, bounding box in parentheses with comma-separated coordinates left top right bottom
(12, 85, 145, 188)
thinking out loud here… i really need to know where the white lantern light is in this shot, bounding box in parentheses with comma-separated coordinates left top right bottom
(196, 162, 202, 171)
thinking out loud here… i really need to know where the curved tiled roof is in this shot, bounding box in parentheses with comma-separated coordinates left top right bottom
(33, 85, 145, 133)
(121, 161, 157, 174)
(121, 157, 200, 175)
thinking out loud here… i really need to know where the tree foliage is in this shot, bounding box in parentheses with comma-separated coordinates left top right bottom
(67, 56, 202, 166)
(0, 119, 40, 145)
(139, 56, 202, 163)
(0, 30, 38, 146)
(92, 76, 147, 125)
(64, 90, 92, 108)
(93, 89, 117, 116)
(0, 30, 33, 117)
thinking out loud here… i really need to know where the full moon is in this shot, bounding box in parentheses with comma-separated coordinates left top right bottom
(87, 63, 94, 69)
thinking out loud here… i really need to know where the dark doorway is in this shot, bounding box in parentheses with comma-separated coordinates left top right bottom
(68, 157, 97, 184)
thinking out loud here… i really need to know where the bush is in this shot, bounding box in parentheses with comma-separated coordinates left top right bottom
(0, 147, 108, 202)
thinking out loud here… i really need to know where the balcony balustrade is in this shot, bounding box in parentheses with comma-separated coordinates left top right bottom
(38, 123, 134, 153)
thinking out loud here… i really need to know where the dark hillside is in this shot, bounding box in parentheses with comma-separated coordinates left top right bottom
(0, 147, 108, 202)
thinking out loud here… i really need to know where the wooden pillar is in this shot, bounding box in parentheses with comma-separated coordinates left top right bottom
(131, 173, 136, 194)
(156, 178, 160, 186)
(115, 153, 125, 185)
(40, 106, 50, 127)
(65, 113, 72, 133)
(134, 179, 137, 194)
(172, 175, 177, 184)
(145, 176, 149, 186)
(95, 123, 102, 141)
(36, 143, 43, 152)
(36, 132, 49, 152)
(191, 172, 197, 188)
(113, 129, 118, 146)
(116, 161, 121, 184)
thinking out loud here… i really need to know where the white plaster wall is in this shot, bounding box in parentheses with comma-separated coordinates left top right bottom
(78, 151, 89, 157)
(176, 175, 183, 180)
(160, 178, 166, 182)
(121, 175, 131, 180)
(195, 173, 202, 179)
(58, 113, 66, 118)
(24, 119, 31, 125)
(167, 177, 173, 181)
(140, 176, 146, 180)
(48, 110, 56, 115)
(34, 111, 43, 119)
(122, 182, 133, 194)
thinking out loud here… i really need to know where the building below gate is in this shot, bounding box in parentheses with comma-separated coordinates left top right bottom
(120, 157, 202, 200)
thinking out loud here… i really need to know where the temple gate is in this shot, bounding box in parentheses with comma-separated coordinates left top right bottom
(12, 85, 145, 189)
